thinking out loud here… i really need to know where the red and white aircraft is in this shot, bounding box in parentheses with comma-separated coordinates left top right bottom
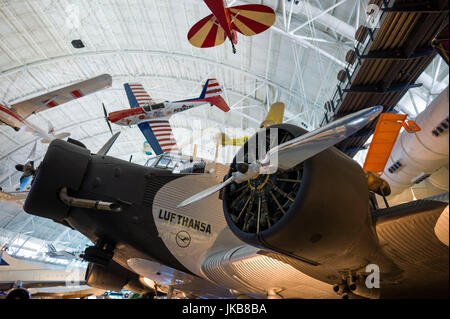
(106, 79, 230, 155)
(0, 74, 112, 142)
(187, 0, 276, 53)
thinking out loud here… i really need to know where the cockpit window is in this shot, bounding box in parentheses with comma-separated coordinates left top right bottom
(144, 154, 207, 174)
(143, 104, 152, 112)
(157, 157, 170, 168)
(151, 103, 165, 110)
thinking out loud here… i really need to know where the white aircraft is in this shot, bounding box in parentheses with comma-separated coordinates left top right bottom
(44, 244, 82, 261)
(0, 248, 103, 299)
(0, 74, 112, 143)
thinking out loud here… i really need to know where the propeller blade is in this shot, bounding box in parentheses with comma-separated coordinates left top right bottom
(102, 103, 108, 118)
(97, 132, 120, 156)
(107, 121, 113, 135)
(177, 106, 383, 208)
(177, 175, 236, 208)
(102, 103, 114, 135)
(129, 155, 133, 162)
(259, 106, 383, 173)
(27, 142, 37, 162)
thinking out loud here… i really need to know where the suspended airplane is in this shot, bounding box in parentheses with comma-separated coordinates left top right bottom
(0, 248, 105, 299)
(106, 79, 230, 155)
(44, 244, 82, 261)
(0, 74, 112, 143)
(187, 0, 276, 53)
(22, 105, 449, 298)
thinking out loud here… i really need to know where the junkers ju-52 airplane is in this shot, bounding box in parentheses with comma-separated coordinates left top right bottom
(20, 105, 448, 299)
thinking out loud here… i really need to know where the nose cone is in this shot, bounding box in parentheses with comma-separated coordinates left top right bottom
(107, 108, 145, 124)
(107, 110, 127, 123)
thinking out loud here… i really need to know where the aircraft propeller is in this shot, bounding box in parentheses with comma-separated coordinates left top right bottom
(177, 106, 383, 208)
(102, 103, 114, 135)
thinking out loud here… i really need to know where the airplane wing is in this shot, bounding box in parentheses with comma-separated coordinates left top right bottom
(0, 190, 28, 201)
(187, 14, 227, 48)
(0, 190, 28, 208)
(0, 281, 86, 291)
(138, 120, 178, 156)
(30, 287, 105, 299)
(254, 194, 449, 298)
(123, 82, 178, 155)
(10, 74, 112, 119)
(372, 193, 449, 298)
(124, 83, 155, 108)
(229, 4, 276, 36)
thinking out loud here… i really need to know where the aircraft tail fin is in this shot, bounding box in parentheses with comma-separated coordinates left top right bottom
(199, 79, 230, 112)
(205, 96, 230, 112)
(47, 121, 54, 134)
(199, 78, 222, 99)
(47, 244, 57, 253)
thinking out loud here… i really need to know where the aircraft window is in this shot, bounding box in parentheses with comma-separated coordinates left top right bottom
(157, 157, 170, 168)
(167, 161, 176, 169)
(143, 104, 152, 112)
(144, 157, 158, 167)
(151, 103, 165, 110)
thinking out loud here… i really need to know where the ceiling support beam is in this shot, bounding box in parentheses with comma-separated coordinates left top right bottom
(1, 50, 305, 105)
(289, 0, 350, 35)
(271, 26, 347, 68)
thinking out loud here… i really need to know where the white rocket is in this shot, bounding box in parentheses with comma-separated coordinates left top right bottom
(381, 86, 449, 196)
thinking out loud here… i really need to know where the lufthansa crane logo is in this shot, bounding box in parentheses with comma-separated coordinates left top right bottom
(176, 231, 191, 248)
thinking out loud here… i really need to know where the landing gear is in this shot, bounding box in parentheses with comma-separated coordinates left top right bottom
(81, 240, 115, 266)
(229, 37, 237, 54)
(333, 272, 380, 299)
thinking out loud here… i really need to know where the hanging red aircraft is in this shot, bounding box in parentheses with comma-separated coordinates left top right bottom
(187, 0, 276, 53)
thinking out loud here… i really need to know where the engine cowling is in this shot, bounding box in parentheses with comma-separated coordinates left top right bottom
(222, 124, 382, 271)
(4, 288, 30, 300)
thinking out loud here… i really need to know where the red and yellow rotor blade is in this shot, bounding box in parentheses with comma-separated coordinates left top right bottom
(229, 4, 276, 36)
(187, 14, 227, 48)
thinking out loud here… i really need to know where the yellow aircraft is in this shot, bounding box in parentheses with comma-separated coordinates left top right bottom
(221, 102, 285, 146)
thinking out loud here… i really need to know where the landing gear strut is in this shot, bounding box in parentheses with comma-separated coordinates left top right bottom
(81, 239, 115, 266)
(229, 37, 236, 54)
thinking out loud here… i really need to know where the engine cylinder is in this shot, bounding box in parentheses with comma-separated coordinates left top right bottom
(223, 124, 381, 270)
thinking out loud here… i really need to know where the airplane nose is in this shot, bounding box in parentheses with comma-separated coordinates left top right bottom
(107, 111, 123, 123)
(107, 108, 144, 124)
